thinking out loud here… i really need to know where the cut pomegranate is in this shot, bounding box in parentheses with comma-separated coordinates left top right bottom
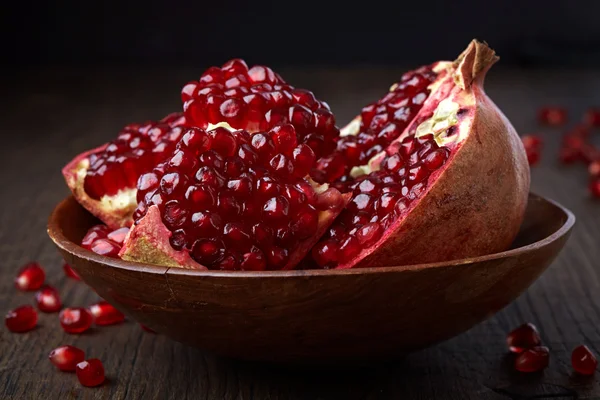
(5, 305, 38, 333)
(81, 224, 126, 258)
(590, 180, 600, 198)
(183, 59, 339, 159)
(521, 135, 542, 166)
(49, 345, 85, 371)
(515, 346, 550, 373)
(584, 108, 600, 127)
(59, 307, 93, 334)
(88, 301, 125, 326)
(120, 123, 349, 270)
(63, 113, 188, 229)
(14, 262, 45, 291)
(63, 263, 81, 280)
(76, 359, 105, 387)
(506, 323, 541, 353)
(311, 40, 529, 269)
(571, 345, 597, 375)
(35, 285, 62, 313)
(537, 106, 567, 126)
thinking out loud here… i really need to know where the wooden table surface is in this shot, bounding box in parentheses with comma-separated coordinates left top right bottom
(1, 66, 599, 399)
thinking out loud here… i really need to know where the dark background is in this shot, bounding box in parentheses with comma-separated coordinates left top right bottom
(4, 0, 600, 69)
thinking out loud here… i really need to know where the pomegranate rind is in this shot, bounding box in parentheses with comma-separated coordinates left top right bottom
(62, 145, 136, 229)
(337, 40, 530, 268)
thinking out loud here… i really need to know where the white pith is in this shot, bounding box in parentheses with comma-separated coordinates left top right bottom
(415, 97, 463, 147)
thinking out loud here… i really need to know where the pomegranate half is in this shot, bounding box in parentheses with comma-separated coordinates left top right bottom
(311, 40, 530, 269)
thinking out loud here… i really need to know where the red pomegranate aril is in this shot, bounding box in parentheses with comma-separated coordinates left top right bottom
(526, 148, 541, 166)
(521, 135, 542, 149)
(107, 227, 129, 244)
(559, 147, 581, 164)
(515, 346, 550, 373)
(506, 323, 542, 353)
(35, 285, 62, 313)
(90, 239, 121, 258)
(589, 161, 600, 179)
(59, 307, 93, 334)
(538, 106, 567, 126)
(356, 222, 384, 246)
(5, 305, 38, 333)
(590, 180, 600, 199)
(49, 345, 85, 371)
(572, 345, 597, 375)
(263, 196, 290, 221)
(292, 144, 316, 177)
(81, 225, 110, 249)
(292, 208, 319, 239)
(241, 247, 267, 271)
(338, 236, 361, 263)
(63, 263, 81, 280)
(584, 108, 600, 127)
(15, 262, 45, 291)
(88, 301, 125, 326)
(181, 81, 199, 102)
(312, 239, 339, 268)
(76, 359, 105, 387)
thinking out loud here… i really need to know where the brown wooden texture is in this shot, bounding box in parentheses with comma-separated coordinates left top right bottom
(1, 67, 600, 399)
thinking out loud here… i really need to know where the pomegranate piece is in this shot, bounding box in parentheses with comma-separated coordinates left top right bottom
(76, 359, 105, 387)
(590, 180, 600, 199)
(62, 113, 188, 229)
(49, 345, 85, 371)
(88, 301, 125, 326)
(537, 106, 567, 126)
(5, 305, 38, 333)
(515, 346, 550, 373)
(63, 263, 81, 280)
(14, 262, 45, 291)
(311, 41, 530, 269)
(120, 123, 349, 270)
(183, 59, 339, 159)
(506, 323, 541, 353)
(521, 135, 542, 166)
(584, 108, 600, 127)
(81, 225, 126, 258)
(571, 345, 597, 375)
(59, 307, 93, 334)
(35, 285, 62, 313)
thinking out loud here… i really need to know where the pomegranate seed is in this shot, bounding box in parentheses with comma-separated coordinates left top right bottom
(49, 345, 85, 371)
(521, 135, 542, 149)
(59, 307, 93, 334)
(76, 359, 105, 387)
(590, 180, 600, 198)
(571, 345, 597, 375)
(262, 196, 289, 221)
(589, 161, 600, 179)
(81, 225, 110, 249)
(559, 147, 581, 164)
(107, 227, 129, 244)
(140, 324, 156, 333)
(515, 346, 550, 372)
(90, 239, 121, 258)
(14, 262, 45, 291)
(35, 285, 62, 313)
(338, 236, 361, 263)
(5, 305, 38, 333)
(88, 301, 125, 326)
(526, 148, 541, 166)
(584, 108, 600, 127)
(312, 239, 339, 268)
(538, 106, 567, 126)
(63, 263, 81, 280)
(506, 323, 541, 353)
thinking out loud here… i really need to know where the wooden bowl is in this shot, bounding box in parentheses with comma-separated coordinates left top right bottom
(48, 193, 574, 364)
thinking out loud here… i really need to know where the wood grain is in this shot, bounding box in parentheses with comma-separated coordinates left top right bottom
(1, 66, 599, 399)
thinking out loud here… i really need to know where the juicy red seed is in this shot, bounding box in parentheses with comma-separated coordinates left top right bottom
(209, 127, 238, 157)
(521, 135, 543, 149)
(338, 236, 361, 263)
(185, 185, 216, 209)
(5, 305, 38, 333)
(559, 147, 581, 164)
(292, 144, 316, 177)
(266, 247, 289, 269)
(383, 154, 403, 172)
(81, 225, 110, 249)
(590, 161, 600, 179)
(408, 165, 429, 183)
(515, 346, 550, 373)
(90, 239, 121, 258)
(270, 124, 298, 155)
(506, 323, 542, 353)
(162, 200, 189, 229)
(191, 239, 224, 265)
(571, 345, 597, 375)
(59, 307, 93, 334)
(262, 196, 290, 221)
(88, 301, 125, 326)
(292, 208, 319, 239)
(423, 149, 449, 170)
(49, 345, 85, 371)
(348, 194, 373, 213)
(35, 285, 62, 313)
(15, 262, 45, 291)
(241, 248, 267, 271)
(312, 239, 339, 268)
(585, 108, 600, 127)
(526, 148, 541, 166)
(181, 81, 199, 102)
(63, 263, 81, 280)
(76, 359, 105, 387)
(269, 153, 294, 176)
(356, 222, 383, 246)
(107, 227, 129, 245)
(590, 180, 600, 199)
(248, 65, 276, 84)
(538, 106, 567, 126)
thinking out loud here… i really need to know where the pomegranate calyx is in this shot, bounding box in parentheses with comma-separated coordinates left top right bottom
(452, 40, 499, 90)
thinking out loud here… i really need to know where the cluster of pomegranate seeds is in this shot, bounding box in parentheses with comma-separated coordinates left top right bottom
(81, 224, 127, 258)
(133, 123, 334, 270)
(538, 106, 568, 126)
(572, 345, 598, 375)
(89, 301, 125, 326)
(521, 135, 542, 166)
(84, 112, 187, 199)
(14, 262, 46, 291)
(182, 59, 339, 159)
(63, 263, 81, 280)
(316, 66, 437, 182)
(506, 323, 542, 353)
(59, 307, 94, 334)
(515, 346, 550, 373)
(5, 305, 38, 333)
(76, 359, 105, 387)
(312, 128, 451, 268)
(35, 285, 62, 313)
(49, 345, 85, 371)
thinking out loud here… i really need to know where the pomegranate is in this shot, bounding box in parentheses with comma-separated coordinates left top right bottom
(515, 346, 550, 373)
(14, 262, 45, 291)
(182, 59, 339, 159)
(120, 123, 349, 270)
(506, 323, 541, 353)
(81, 224, 127, 258)
(88, 301, 125, 325)
(537, 106, 567, 126)
(35, 285, 62, 313)
(49, 345, 86, 371)
(5, 305, 38, 333)
(76, 359, 105, 387)
(572, 345, 597, 375)
(63, 113, 188, 229)
(59, 307, 94, 334)
(310, 40, 529, 268)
